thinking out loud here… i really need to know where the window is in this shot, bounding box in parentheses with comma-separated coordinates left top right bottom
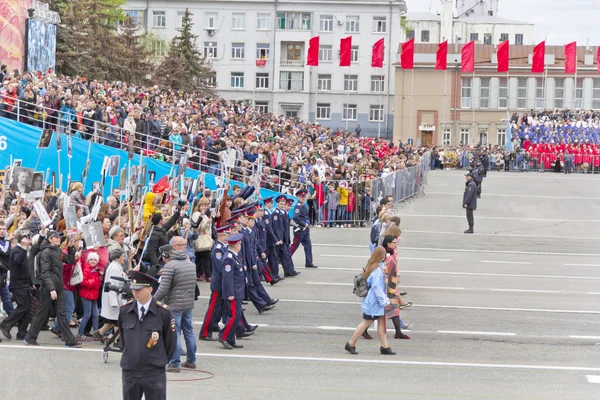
(469, 33, 479, 42)
(480, 78, 490, 108)
(500, 33, 509, 42)
(554, 78, 564, 108)
(124, 10, 144, 26)
(460, 128, 469, 145)
(479, 128, 488, 145)
(176, 12, 185, 29)
(498, 77, 508, 109)
(204, 42, 217, 58)
(406, 30, 415, 40)
(256, 43, 270, 60)
(153, 40, 165, 57)
(483, 33, 492, 45)
(371, 75, 385, 92)
(515, 33, 524, 45)
(575, 78, 583, 109)
(286, 44, 302, 61)
(320, 15, 333, 32)
(344, 74, 358, 92)
(256, 73, 269, 89)
(443, 128, 451, 145)
(461, 77, 472, 108)
(351, 46, 359, 63)
(421, 30, 430, 43)
(593, 79, 600, 109)
(205, 12, 217, 29)
(254, 101, 269, 113)
(373, 16, 387, 33)
(497, 128, 506, 146)
(369, 105, 384, 122)
(277, 12, 311, 30)
(342, 104, 357, 121)
(205, 75, 217, 87)
(231, 43, 245, 59)
(517, 78, 527, 109)
(318, 74, 331, 91)
(346, 16, 359, 33)
(257, 13, 271, 30)
(316, 103, 331, 120)
(535, 77, 544, 109)
(319, 45, 332, 62)
(279, 71, 304, 91)
(152, 11, 166, 28)
(232, 13, 246, 30)
(231, 72, 244, 88)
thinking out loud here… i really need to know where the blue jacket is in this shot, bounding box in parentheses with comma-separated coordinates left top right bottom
(293, 202, 310, 228)
(361, 265, 390, 317)
(210, 241, 226, 292)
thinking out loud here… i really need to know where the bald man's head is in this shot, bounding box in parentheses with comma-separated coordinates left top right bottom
(170, 236, 187, 251)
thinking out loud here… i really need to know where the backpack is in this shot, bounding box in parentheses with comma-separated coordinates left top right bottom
(353, 271, 370, 298)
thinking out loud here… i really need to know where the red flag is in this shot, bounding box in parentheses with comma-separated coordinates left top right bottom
(339, 36, 352, 67)
(497, 40, 509, 73)
(401, 38, 414, 69)
(435, 41, 448, 70)
(598, 47, 600, 74)
(152, 176, 171, 194)
(564, 42, 577, 74)
(306, 36, 320, 67)
(532, 41, 546, 73)
(461, 41, 475, 72)
(371, 38, 384, 68)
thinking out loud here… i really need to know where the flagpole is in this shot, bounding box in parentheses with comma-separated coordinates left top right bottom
(442, 69, 448, 144)
(506, 69, 510, 145)
(378, 87, 382, 139)
(572, 69, 578, 110)
(410, 68, 415, 144)
(472, 69, 475, 146)
(345, 65, 351, 132)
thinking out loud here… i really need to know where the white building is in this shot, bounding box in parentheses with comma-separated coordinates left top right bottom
(405, 0, 534, 46)
(122, 0, 408, 138)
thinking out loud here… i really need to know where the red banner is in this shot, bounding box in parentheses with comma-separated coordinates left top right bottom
(435, 41, 447, 71)
(497, 40, 509, 73)
(532, 41, 546, 73)
(564, 42, 577, 74)
(461, 41, 475, 73)
(306, 36, 319, 67)
(371, 38, 384, 68)
(339, 36, 352, 67)
(401, 38, 414, 70)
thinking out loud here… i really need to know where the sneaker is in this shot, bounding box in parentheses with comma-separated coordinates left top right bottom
(166, 365, 181, 373)
(65, 342, 83, 348)
(76, 334, 92, 342)
(400, 322, 412, 330)
(93, 331, 105, 344)
(181, 361, 196, 369)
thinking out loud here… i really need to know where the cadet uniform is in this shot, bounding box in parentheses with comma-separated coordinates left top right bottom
(241, 223, 269, 312)
(219, 234, 246, 349)
(273, 196, 296, 276)
(254, 208, 275, 283)
(262, 198, 281, 280)
(463, 173, 478, 234)
(199, 225, 231, 341)
(290, 189, 317, 268)
(119, 271, 177, 400)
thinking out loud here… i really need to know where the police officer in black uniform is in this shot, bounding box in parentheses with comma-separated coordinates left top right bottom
(463, 173, 478, 234)
(290, 189, 317, 269)
(119, 270, 177, 400)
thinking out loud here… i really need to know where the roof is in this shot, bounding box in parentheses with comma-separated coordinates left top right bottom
(455, 15, 533, 26)
(405, 12, 440, 22)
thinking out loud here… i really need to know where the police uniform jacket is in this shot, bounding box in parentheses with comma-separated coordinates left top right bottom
(210, 241, 226, 292)
(293, 202, 310, 229)
(281, 209, 291, 244)
(255, 218, 268, 252)
(271, 209, 284, 243)
(221, 250, 245, 300)
(119, 300, 177, 374)
(262, 210, 278, 247)
(241, 227, 258, 269)
(463, 180, 478, 210)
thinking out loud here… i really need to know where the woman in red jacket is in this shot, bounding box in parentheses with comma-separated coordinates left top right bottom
(77, 251, 102, 341)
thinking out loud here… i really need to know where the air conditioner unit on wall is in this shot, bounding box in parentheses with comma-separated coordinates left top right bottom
(337, 20, 343, 25)
(206, 28, 215, 36)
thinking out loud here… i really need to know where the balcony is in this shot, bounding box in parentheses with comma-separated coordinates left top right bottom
(280, 60, 304, 68)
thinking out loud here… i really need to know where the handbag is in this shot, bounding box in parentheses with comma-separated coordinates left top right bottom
(194, 234, 214, 252)
(69, 262, 83, 286)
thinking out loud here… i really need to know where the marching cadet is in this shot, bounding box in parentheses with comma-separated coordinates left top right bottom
(199, 224, 231, 341)
(218, 233, 247, 350)
(262, 197, 281, 284)
(472, 160, 485, 198)
(119, 270, 177, 400)
(290, 189, 318, 269)
(254, 205, 277, 284)
(463, 172, 478, 234)
(273, 195, 297, 277)
(283, 198, 302, 276)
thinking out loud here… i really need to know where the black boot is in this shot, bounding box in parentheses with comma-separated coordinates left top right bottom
(464, 227, 474, 234)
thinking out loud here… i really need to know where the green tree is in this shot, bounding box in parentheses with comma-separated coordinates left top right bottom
(155, 8, 214, 94)
(117, 17, 153, 84)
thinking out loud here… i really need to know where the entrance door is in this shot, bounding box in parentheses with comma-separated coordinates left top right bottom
(421, 132, 433, 146)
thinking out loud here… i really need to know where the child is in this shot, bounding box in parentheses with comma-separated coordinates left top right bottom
(324, 184, 339, 228)
(337, 181, 349, 228)
(346, 185, 355, 228)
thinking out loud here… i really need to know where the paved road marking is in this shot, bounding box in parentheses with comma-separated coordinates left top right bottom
(317, 326, 355, 331)
(437, 331, 516, 336)
(319, 254, 452, 262)
(481, 260, 532, 265)
(3, 344, 600, 372)
(427, 191, 600, 200)
(586, 375, 600, 383)
(402, 270, 600, 281)
(313, 244, 600, 257)
(569, 336, 600, 340)
(489, 289, 560, 294)
(306, 282, 466, 290)
(404, 230, 600, 241)
(392, 214, 600, 223)
(564, 263, 600, 267)
(588, 292, 600, 295)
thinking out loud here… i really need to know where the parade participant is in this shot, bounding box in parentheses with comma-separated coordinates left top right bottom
(463, 173, 478, 234)
(272, 195, 294, 277)
(0, 221, 14, 316)
(95, 248, 127, 344)
(199, 225, 230, 341)
(261, 197, 281, 284)
(218, 233, 246, 350)
(290, 189, 317, 269)
(254, 205, 277, 284)
(282, 199, 303, 275)
(381, 234, 411, 340)
(472, 161, 485, 198)
(145, 204, 183, 274)
(153, 236, 197, 373)
(119, 270, 177, 400)
(345, 246, 394, 356)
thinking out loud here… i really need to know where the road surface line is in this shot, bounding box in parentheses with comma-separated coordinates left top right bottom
(437, 331, 516, 336)
(481, 260, 532, 265)
(404, 230, 600, 241)
(305, 282, 465, 290)
(569, 336, 600, 340)
(564, 263, 600, 267)
(427, 191, 600, 200)
(401, 270, 600, 281)
(588, 292, 600, 295)
(586, 375, 600, 383)
(2, 345, 600, 372)
(392, 214, 600, 223)
(319, 254, 452, 262)
(489, 289, 560, 294)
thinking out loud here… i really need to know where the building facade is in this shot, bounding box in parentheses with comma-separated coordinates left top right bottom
(122, 0, 408, 138)
(393, 44, 600, 147)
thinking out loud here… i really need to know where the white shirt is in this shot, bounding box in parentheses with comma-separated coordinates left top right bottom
(137, 299, 152, 320)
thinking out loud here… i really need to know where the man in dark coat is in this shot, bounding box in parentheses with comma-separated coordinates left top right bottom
(463, 173, 478, 234)
(145, 209, 182, 274)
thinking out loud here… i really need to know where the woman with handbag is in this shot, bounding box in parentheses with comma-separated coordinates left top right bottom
(76, 251, 102, 341)
(345, 246, 395, 355)
(191, 198, 214, 281)
(381, 234, 411, 340)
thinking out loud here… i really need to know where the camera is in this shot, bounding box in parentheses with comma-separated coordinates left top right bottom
(104, 276, 133, 300)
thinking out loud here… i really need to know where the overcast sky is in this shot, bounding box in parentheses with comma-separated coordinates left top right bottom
(409, 0, 600, 45)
